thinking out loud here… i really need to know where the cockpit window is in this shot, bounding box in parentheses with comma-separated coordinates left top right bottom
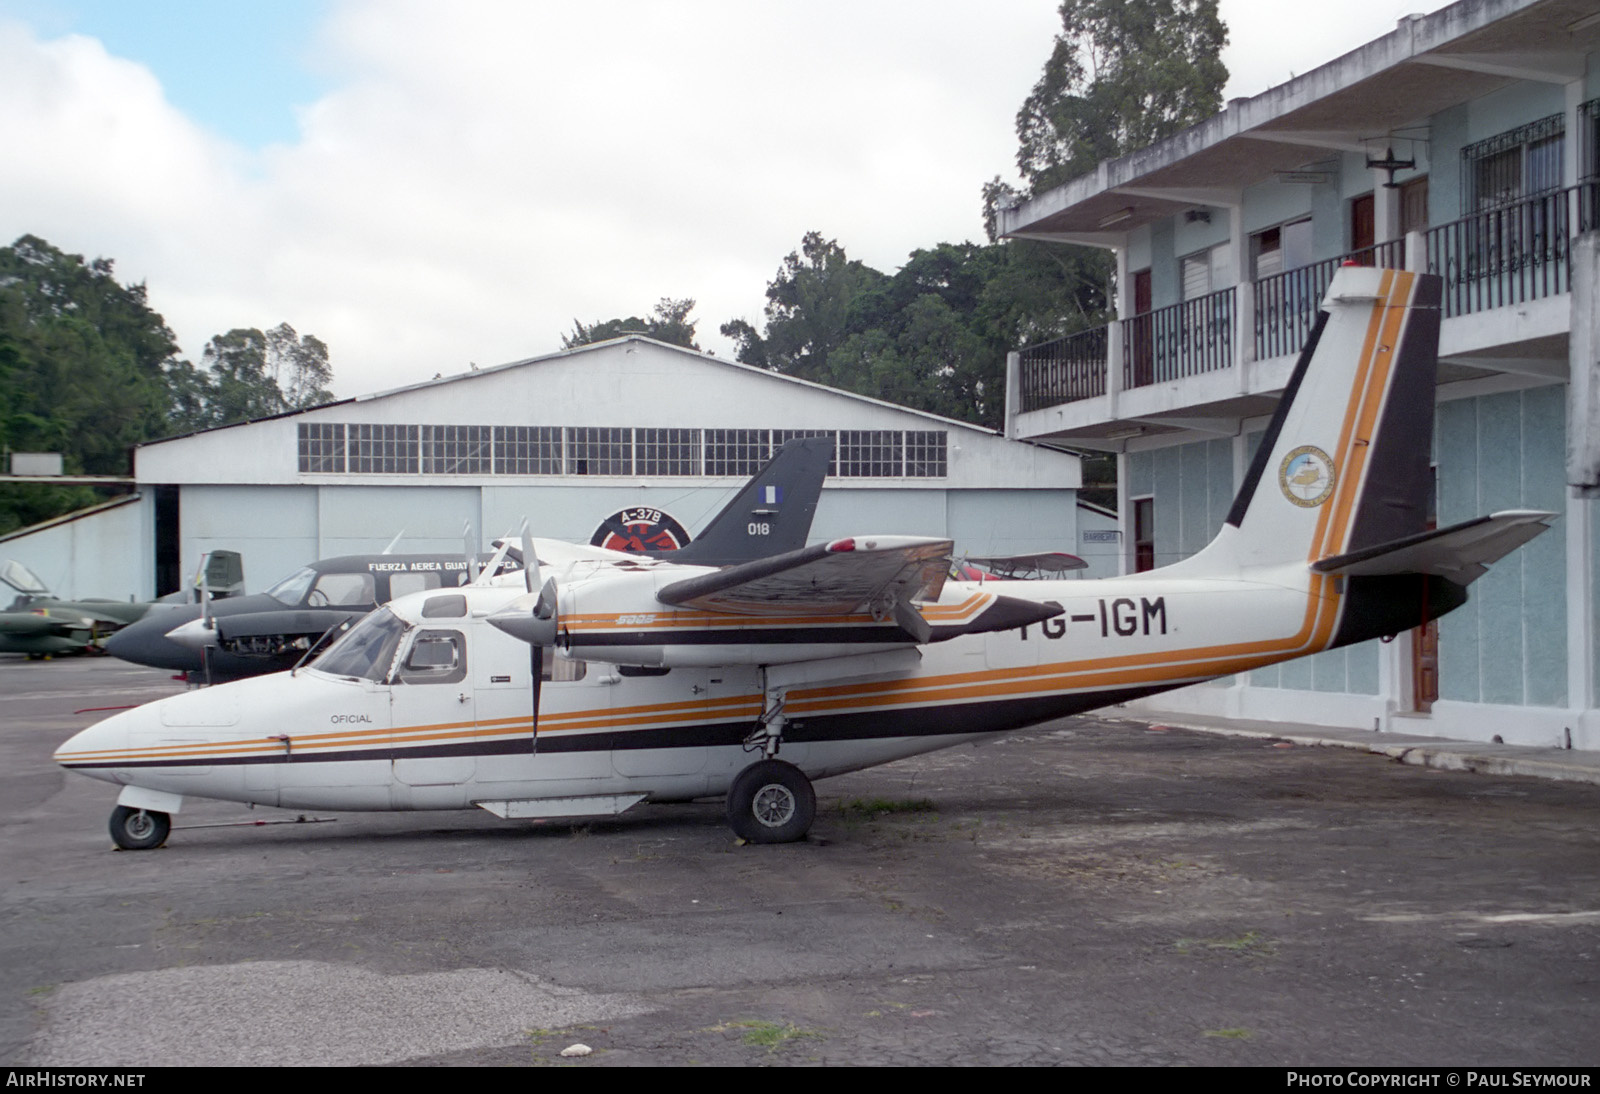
(397, 629, 466, 685)
(313, 608, 408, 682)
(264, 566, 316, 606)
(309, 572, 376, 607)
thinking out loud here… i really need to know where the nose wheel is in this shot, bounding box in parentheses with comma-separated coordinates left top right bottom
(109, 805, 171, 850)
(725, 760, 815, 844)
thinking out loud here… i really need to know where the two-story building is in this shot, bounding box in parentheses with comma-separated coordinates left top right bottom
(998, 0, 1600, 750)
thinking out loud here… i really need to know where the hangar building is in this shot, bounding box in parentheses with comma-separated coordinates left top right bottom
(6, 336, 1098, 604)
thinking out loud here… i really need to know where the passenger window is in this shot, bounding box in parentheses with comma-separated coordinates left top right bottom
(392, 571, 444, 600)
(399, 629, 466, 685)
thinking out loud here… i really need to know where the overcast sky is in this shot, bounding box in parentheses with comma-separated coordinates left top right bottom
(0, 0, 1450, 397)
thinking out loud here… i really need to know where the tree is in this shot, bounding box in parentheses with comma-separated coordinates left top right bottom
(1013, 0, 1228, 193)
(0, 235, 180, 532)
(563, 298, 701, 350)
(188, 323, 335, 429)
(722, 234, 1105, 430)
(721, 232, 888, 384)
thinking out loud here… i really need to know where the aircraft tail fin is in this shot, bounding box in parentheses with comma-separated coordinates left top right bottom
(667, 436, 832, 566)
(200, 550, 245, 599)
(1179, 267, 1443, 575)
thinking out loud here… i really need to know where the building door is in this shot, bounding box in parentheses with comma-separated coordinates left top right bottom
(1350, 194, 1375, 260)
(1410, 466, 1439, 712)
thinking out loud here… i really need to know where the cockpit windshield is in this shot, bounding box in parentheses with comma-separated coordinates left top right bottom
(264, 566, 317, 607)
(312, 608, 408, 682)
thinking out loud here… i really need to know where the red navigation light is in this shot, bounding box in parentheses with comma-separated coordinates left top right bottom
(827, 537, 856, 552)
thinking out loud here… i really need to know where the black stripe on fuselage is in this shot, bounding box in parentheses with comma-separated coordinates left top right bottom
(59, 682, 1184, 773)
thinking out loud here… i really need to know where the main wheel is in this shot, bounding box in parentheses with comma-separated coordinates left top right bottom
(109, 806, 170, 850)
(725, 760, 815, 844)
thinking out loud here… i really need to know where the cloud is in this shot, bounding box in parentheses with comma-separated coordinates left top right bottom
(0, 2, 1061, 396)
(0, 1, 1449, 397)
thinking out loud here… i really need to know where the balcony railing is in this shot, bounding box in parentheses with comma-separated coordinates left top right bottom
(1122, 286, 1234, 389)
(1018, 326, 1108, 409)
(1013, 181, 1597, 420)
(1255, 241, 1405, 360)
(1425, 184, 1577, 317)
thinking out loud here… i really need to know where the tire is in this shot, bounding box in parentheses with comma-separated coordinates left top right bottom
(109, 806, 170, 850)
(725, 760, 815, 844)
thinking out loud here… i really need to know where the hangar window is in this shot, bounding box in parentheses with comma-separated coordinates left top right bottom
(495, 426, 563, 474)
(837, 430, 903, 477)
(422, 425, 491, 474)
(567, 427, 632, 475)
(298, 423, 346, 472)
(705, 429, 772, 476)
(637, 428, 701, 475)
(773, 429, 838, 474)
(905, 431, 947, 477)
(349, 424, 419, 474)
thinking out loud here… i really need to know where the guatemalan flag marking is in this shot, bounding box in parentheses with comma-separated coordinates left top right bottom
(762, 485, 783, 505)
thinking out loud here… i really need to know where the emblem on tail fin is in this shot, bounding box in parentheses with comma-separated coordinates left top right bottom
(1278, 446, 1336, 508)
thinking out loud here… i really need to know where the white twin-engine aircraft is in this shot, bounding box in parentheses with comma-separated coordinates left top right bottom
(58, 267, 1555, 849)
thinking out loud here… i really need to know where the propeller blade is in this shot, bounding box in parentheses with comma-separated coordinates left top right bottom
(519, 518, 536, 595)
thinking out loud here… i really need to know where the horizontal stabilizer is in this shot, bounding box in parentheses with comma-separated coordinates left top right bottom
(1310, 510, 1556, 585)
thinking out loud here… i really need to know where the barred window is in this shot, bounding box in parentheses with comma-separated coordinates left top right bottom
(567, 427, 631, 475)
(421, 425, 491, 474)
(348, 424, 418, 474)
(905, 431, 947, 477)
(637, 428, 701, 475)
(298, 422, 345, 473)
(837, 430, 903, 477)
(704, 429, 771, 476)
(494, 426, 563, 475)
(1462, 114, 1565, 213)
(773, 429, 837, 474)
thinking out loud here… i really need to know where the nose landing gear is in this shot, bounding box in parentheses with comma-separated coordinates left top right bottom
(109, 805, 170, 850)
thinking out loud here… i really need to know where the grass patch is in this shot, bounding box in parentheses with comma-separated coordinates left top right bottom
(1203, 1028, 1252, 1040)
(707, 1019, 825, 1052)
(1175, 930, 1275, 956)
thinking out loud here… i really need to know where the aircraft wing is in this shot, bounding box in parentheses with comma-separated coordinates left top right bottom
(0, 611, 77, 637)
(655, 536, 952, 617)
(1311, 509, 1556, 585)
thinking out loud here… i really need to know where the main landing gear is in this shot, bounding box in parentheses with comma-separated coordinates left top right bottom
(109, 805, 170, 850)
(725, 759, 816, 844)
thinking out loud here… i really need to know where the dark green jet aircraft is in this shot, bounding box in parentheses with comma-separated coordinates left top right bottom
(0, 555, 242, 658)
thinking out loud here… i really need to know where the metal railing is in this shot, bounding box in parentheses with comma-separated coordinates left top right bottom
(1254, 240, 1405, 360)
(1424, 185, 1575, 317)
(1018, 326, 1108, 410)
(1121, 286, 1234, 389)
(1013, 180, 1600, 418)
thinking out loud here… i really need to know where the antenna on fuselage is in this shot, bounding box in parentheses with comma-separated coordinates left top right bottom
(382, 529, 406, 555)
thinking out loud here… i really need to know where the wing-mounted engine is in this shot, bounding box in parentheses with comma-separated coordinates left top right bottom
(487, 535, 1063, 668)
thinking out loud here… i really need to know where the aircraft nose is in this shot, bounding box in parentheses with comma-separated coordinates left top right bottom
(54, 710, 132, 784)
(104, 610, 201, 671)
